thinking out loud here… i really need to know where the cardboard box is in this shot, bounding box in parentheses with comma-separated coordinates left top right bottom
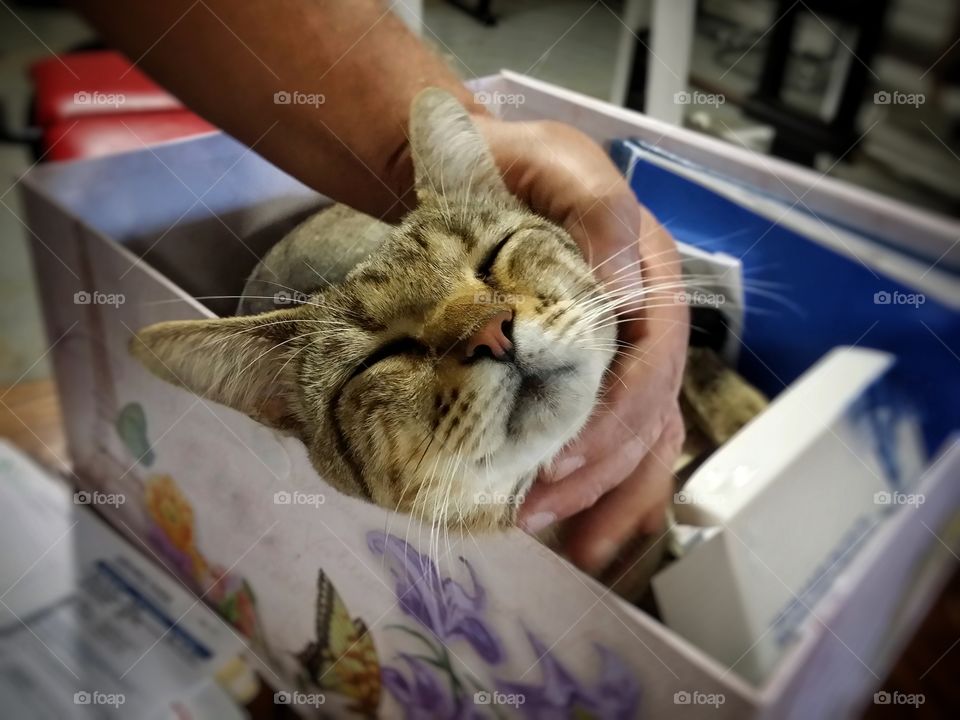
(22, 72, 960, 718)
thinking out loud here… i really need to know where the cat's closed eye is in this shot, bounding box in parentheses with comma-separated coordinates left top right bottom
(349, 337, 428, 381)
(476, 231, 517, 280)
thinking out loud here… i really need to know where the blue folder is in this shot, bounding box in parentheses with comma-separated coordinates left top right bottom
(611, 139, 960, 453)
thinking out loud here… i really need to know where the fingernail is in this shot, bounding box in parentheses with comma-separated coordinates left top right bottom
(521, 511, 556, 534)
(550, 455, 585, 482)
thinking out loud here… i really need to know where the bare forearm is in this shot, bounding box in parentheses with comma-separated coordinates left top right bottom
(72, 0, 478, 217)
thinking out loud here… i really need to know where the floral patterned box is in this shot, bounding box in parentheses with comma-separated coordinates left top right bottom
(21, 73, 960, 719)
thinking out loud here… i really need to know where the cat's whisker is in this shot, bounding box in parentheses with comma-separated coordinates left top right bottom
(391, 432, 428, 520)
(580, 306, 695, 333)
(395, 431, 433, 487)
(591, 245, 685, 284)
(440, 445, 462, 561)
(214, 318, 353, 349)
(428, 452, 447, 561)
(432, 446, 460, 580)
(403, 427, 444, 550)
(247, 278, 374, 322)
(580, 317, 694, 344)
(419, 418, 458, 562)
(577, 278, 798, 331)
(575, 285, 699, 317)
(572, 225, 682, 289)
(570, 281, 675, 312)
(582, 232, 644, 277)
(576, 343, 652, 361)
(578, 276, 722, 308)
(144, 294, 325, 309)
(574, 301, 683, 329)
(267, 331, 326, 388)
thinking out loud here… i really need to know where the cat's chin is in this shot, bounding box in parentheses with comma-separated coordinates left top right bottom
(506, 365, 604, 449)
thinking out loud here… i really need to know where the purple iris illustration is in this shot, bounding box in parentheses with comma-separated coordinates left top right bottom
(499, 630, 641, 719)
(369, 531, 642, 719)
(367, 531, 502, 664)
(381, 654, 485, 720)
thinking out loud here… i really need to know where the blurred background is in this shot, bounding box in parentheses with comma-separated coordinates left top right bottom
(2, 0, 959, 386)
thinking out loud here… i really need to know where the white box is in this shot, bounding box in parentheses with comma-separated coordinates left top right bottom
(22, 72, 960, 719)
(657, 347, 927, 683)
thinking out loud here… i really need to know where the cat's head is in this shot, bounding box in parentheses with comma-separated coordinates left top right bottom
(132, 88, 617, 531)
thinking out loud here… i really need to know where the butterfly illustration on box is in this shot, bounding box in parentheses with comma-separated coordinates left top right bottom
(296, 569, 382, 717)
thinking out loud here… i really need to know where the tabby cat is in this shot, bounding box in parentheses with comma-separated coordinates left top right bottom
(131, 88, 622, 532)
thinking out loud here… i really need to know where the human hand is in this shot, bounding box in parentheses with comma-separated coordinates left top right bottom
(474, 116, 690, 574)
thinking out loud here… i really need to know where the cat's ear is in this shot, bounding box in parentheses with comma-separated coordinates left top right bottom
(409, 87, 512, 205)
(130, 309, 303, 429)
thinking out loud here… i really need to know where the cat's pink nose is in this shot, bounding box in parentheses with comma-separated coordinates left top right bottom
(465, 311, 514, 362)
